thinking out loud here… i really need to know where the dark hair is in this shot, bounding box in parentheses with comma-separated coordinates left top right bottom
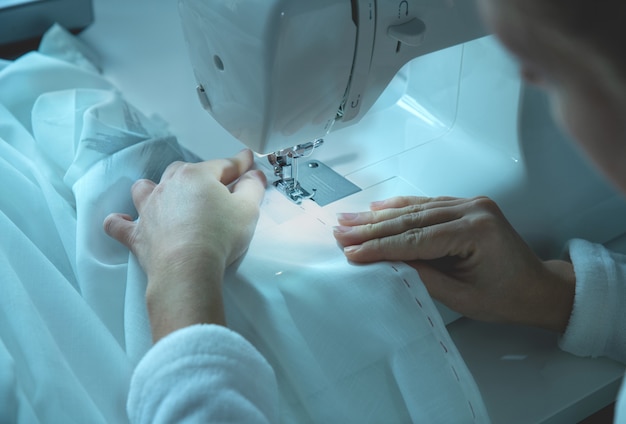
(522, 1, 626, 76)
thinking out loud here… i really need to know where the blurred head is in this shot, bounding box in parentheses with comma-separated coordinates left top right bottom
(477, 0, 626, 192)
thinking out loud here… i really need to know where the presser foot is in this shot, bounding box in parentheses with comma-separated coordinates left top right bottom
(266, 139, 361, 206)
(273, 178, 316, 204)
(268, 139, 323, 205)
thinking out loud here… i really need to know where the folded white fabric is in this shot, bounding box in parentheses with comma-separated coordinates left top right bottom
(0, 25, 193, 423)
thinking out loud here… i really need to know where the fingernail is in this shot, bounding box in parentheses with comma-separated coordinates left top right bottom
(337, 212, 358, 221)
(237, 148, 253, 157)
(343, 245, 361, 254)
(370, 200, 385, 209)
(333, 225, 352, 234)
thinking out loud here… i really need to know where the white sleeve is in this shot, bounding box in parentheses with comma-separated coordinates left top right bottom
(559, 238, 626, 364)
(127, 324, 278, 424)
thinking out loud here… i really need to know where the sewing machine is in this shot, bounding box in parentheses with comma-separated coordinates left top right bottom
(78, 0, 626, 421)
(177, 0, 626, 259)
(178, 0, 485, 205)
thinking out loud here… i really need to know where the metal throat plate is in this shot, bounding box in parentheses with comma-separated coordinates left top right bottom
(291, 160, 361, 206)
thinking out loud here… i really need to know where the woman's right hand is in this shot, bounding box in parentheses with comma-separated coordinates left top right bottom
(103, 149, 266, 341)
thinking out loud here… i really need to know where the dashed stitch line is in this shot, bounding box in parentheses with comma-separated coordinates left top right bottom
(451, 365, 460, 382)
(468, 401, 476, 420)
(391, 264, 480, 423)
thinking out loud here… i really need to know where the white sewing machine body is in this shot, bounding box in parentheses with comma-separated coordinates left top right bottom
(313, 36, 626, 258)
(179, 0, 626, 256)
(179, 0, 489, 203)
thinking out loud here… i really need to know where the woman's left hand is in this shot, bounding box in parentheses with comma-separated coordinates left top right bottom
(333, 196, 575, 332)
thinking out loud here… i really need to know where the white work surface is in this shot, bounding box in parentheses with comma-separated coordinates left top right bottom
(80, 1, 625, 423)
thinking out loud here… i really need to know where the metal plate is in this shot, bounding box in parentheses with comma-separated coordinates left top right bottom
(297, 159, 361, 206)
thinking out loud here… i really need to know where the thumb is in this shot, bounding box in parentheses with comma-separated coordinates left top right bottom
(232, 169, 267, 206)
(103, 213, 136, 249)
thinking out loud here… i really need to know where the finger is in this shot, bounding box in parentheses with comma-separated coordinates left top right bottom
(337, 207, 416, 227)
(337, 197, 468, 226)
(334, 204, 464, 247)
(103, 213, 136, 249)
(341, 220, 472, 263)
(369, 196, 460, 211)
(232, 169, 267, 206)
(131, 179, 157, 214)
(203, 149, 255, 186)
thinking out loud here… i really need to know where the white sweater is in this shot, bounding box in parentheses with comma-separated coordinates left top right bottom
(127, 324, 278, 423)
(560, 239, 626, 422)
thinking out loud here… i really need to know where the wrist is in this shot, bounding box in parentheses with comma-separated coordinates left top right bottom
(146, 255, 227, 342)
(527, 259, 576, 333)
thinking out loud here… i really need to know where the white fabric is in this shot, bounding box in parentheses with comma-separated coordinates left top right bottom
(224, 211, 490, 423)
(0, 25, 194, 423)
(0, 25, 489, 423)
(127, 324, 278, 423)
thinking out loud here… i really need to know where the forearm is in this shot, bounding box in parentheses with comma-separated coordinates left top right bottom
(146, 257, 226, 342)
